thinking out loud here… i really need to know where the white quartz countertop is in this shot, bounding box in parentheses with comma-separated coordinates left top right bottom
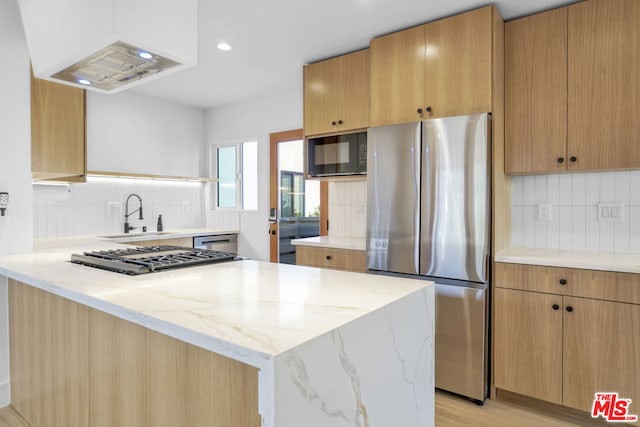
(0, 236, 429, 369)
(495, 247, 640, 274)
(291, 236, 366, 251)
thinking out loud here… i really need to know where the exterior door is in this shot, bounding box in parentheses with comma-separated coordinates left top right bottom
(269, 130, 327, 263)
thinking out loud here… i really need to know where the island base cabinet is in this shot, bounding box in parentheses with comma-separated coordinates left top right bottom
(8, 280, 261, 427)
(9, 280, 89, 427)
(563, 297, 640, 416)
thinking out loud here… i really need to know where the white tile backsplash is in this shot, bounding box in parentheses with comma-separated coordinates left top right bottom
(512, 170, 640, 254)
(33, 178, 206, 238)
(328, 180, 367, 238)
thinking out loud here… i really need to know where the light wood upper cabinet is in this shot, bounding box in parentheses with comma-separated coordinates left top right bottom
(505, 8, 567, 174)
(303, 49, 370, 136)
(425, 6, 493, 119)
(31, 71, 86, 182)
(494, 288, 563, 404)
(505, 0, 640, 174)
(370, 25, 426, 127)
(370, 6, 498, 127)
(567, 0, 640, 171)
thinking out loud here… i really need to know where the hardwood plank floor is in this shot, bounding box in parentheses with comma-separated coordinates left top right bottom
(0, 406, 29, 427)
(436, 391, 584, 427)
(0, 393, 598, 427)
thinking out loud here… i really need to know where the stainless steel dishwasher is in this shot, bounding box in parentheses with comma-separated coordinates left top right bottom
(193, 234, 237, 254)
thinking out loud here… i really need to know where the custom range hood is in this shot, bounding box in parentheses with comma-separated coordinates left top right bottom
(17, 0, 197, 93)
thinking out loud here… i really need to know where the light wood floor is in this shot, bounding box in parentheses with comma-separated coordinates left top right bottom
(0, 406, 28, 427)
(0, 393, 589, 427)
(435, 391, 584, 427)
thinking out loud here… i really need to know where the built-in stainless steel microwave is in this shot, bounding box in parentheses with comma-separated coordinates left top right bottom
(307, 132, 367, 177)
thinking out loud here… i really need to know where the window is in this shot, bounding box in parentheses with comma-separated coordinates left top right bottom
(215, 140, 258, 210)
(217, 146, 237, 208)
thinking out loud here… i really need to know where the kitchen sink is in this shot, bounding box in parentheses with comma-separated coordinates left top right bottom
(99, 231, 175, 239)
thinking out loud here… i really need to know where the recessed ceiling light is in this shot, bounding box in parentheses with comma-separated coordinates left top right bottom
(78, 79, 91, 85)
(217, 42, 232, 51)
(138, 51, 153, 59)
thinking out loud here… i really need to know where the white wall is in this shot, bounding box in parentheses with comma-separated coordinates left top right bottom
(205, 88, 302, 261)
(512, 171, 640, 253)
(87, 90, 207, 177)
(0, 0, 33, 407)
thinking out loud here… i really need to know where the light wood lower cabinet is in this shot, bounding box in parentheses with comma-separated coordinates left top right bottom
(9, 280, 261, 427)
(494, 288, 563, 404)
(296, 245, 366, 272)
(494, 263, 640, 425)
(9, 280, 89, 427)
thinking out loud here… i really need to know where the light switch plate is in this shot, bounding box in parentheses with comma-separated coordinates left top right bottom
(537, 204, 552, 221)
(598, 202, 624, 222)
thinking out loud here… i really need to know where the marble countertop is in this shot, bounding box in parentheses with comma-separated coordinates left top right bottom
(0, 235, 429, 369)
(495, 247, 640, 274)
(291, 236, 366, 251)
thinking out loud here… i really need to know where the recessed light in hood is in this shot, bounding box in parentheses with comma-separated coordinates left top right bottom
(17, 0, 197, 93)
(52, 41, 181, 92)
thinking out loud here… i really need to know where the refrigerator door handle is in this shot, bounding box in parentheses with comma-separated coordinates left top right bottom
(412, 138, 421, 273)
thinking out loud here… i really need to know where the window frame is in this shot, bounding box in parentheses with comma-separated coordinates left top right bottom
(210, 138, 258, 211)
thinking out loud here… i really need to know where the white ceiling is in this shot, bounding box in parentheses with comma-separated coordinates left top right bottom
(131, 0, 574, 110)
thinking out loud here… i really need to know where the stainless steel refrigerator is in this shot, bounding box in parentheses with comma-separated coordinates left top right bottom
(367, 113, 490, 402)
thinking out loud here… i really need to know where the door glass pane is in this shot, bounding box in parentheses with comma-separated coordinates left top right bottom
(217, 146, 236, 208)
(278, 140, 320, 264)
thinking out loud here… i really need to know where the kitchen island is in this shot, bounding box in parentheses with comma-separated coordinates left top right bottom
(0, 237, 434, 427)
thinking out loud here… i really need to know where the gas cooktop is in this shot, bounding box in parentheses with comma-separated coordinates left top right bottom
(70, 245, 237, 275)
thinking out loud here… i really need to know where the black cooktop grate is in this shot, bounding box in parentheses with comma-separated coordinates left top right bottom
(70, 245, 237, 275)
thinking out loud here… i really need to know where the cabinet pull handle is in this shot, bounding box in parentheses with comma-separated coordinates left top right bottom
(559, 278, 567, 285)
(338, 120, 343, 125)
(552, 304, 559, 310)
(331, 121, 337, 126)
(570, 156, 577, 163)
(566, 306, 573, 313)
(426, 106, 432, 113)
(417, 108, 423, 114)
(326, 255, 332, 260)
(557, 157, 564, 164)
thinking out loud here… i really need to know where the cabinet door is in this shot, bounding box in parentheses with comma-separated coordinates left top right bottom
(337, 49, 370, 133)
(370, 25, 426, 127)
(494, 288, 563, 404)
(505, 8, 567, 174)
(568, 0, 640, 171)
(304, 57, 340, 136)
(424, 6, 493, 119)
(31, 72, 86, 181)
(563, 296, 640, 415)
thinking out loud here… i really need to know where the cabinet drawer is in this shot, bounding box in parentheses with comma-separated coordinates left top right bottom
(296, 246, 366, 272)
(496, 263, 640, 304)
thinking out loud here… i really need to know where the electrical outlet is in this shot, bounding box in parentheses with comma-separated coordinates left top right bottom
(537, 204, 552, 221)
(108, 202, 122, 216)
(598, 202, 624, 222)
